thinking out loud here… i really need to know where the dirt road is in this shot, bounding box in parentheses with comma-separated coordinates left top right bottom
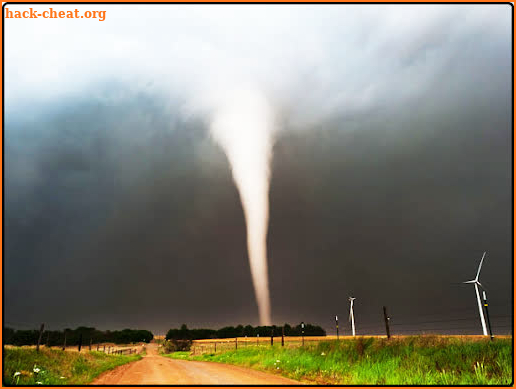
(93, 343, 300, 385)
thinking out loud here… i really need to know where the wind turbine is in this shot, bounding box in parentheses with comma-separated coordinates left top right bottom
(349, 297, 356, 337)
(463, 252, 488, 336)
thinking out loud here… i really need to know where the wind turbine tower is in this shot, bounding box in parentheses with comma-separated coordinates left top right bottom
(463, 252, 488, 336)
(349, 297, 356, 337)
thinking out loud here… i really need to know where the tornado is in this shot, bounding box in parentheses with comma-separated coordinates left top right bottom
(210, 88, 274, 325)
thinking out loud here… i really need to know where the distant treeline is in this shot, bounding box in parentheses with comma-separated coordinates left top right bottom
(166, 323, 326, 340)
(4, 326, 153, 346)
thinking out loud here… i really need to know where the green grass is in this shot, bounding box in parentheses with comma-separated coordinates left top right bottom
(4, 347, 141, 385)
(164, 336, 513, 385)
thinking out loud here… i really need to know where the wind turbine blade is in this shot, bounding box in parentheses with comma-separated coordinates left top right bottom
(475, 251, 486, 280)
(463, 280, 476, 284)
(477, 281, 486, 290)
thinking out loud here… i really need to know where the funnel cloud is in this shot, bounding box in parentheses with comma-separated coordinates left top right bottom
(210, 88, 274, 325)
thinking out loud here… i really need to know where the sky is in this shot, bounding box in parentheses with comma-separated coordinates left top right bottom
(4, 4, 512, 336)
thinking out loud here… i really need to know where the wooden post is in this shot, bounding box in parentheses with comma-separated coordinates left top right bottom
(62, 331, 67, 351)
(257, 334, 259, 346)
(78, 333, 83, 352)
(214, 342, 217, 353)
(36, 324, 45, 352)
(235, 337, 238, 350)
(270, 328, 274, 346)
(281, 326, 285, 347)
(301, 322, 305, 347)
(383, 306, 391, 339)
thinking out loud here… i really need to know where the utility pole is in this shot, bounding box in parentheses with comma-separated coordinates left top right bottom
(335, 316, 339, 340)
(36, 324, 45, 352)
(383, 306, 391, 339)
(483, 291, 494, 340)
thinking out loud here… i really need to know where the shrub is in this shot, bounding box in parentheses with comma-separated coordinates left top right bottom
(163, 339, 192, 353)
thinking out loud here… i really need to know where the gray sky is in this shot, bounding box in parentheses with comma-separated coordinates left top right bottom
(4, 4, 512, 335)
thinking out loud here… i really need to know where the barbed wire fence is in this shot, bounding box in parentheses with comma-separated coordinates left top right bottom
(4, 321, 139, 354)
(5, 302, 512, 356)
(188, 306, 512, 355)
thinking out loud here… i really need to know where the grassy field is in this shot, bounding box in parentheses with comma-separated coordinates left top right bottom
(4, 347, 142, 385)
(165, 336, 513, 385)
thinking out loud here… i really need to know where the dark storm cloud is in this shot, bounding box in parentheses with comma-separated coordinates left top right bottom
(5, 89, 257, 332)
(4, 4, 512, 334)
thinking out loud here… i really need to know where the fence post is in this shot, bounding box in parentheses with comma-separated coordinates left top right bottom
(257, 334, 259, 346)
(383, 306, 391, 339)
(97, 343, 99, 351)
(271, 328, 274, 346)
(214, 342, 217, 353)
(78, 334, 83, 352)
(235, 337, 238, 350)
(36, 324, 45, 352)
(282, 326, 285, 347)
(62, 331, 67, 351)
